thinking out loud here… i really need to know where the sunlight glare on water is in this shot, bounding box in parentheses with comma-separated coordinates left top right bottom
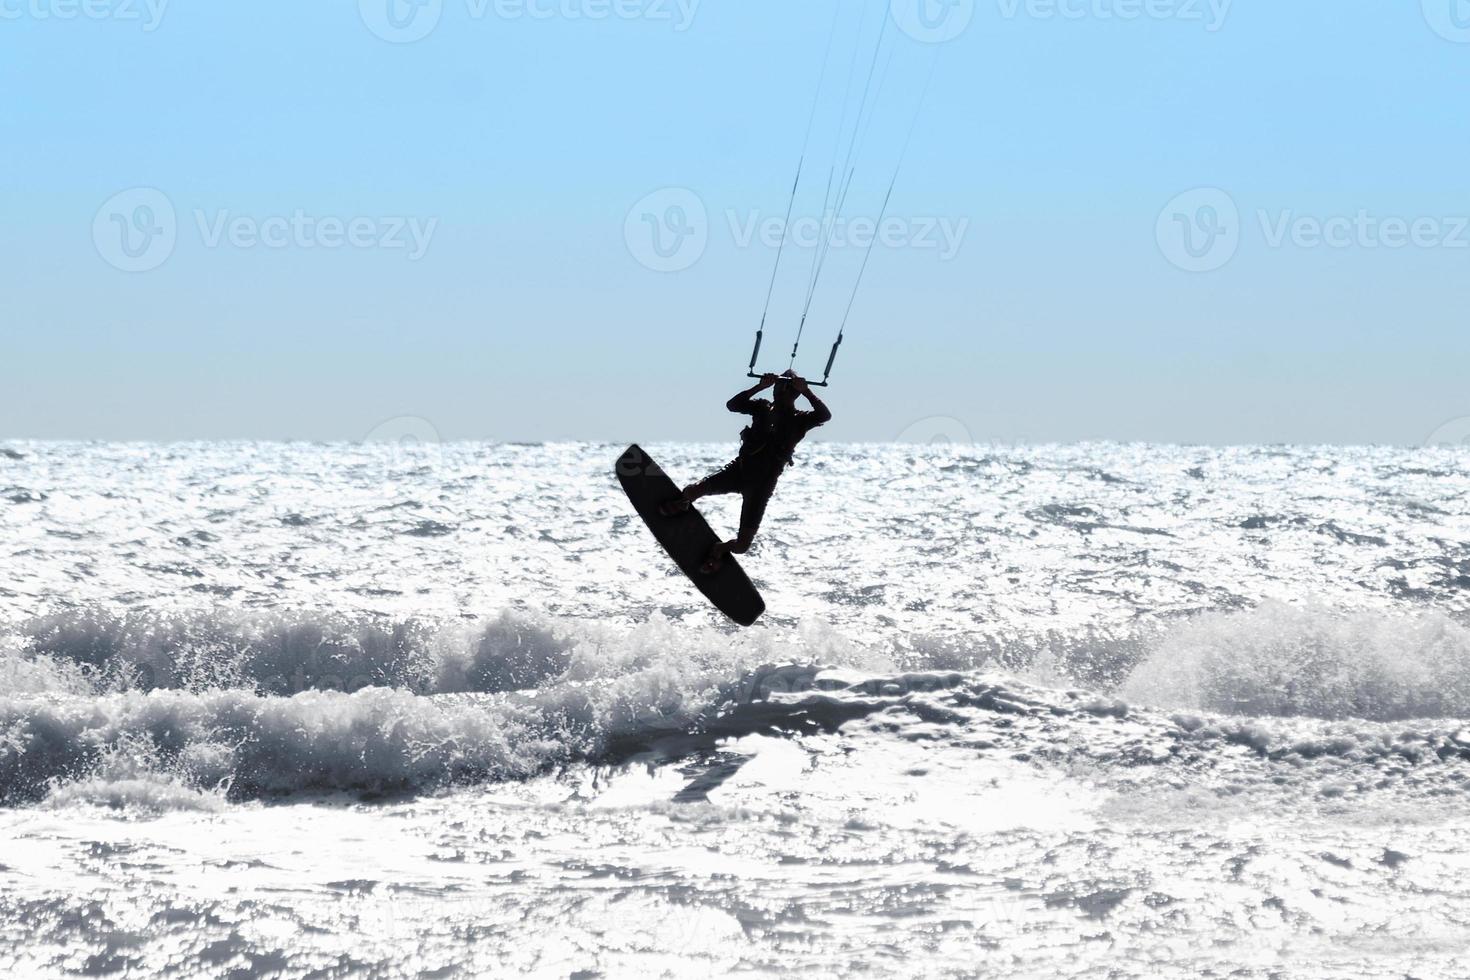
(1, 440, 1469, 978)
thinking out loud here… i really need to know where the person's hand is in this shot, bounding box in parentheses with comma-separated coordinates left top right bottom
(759, 373, 780, 387)
(790, 375, 811, 393)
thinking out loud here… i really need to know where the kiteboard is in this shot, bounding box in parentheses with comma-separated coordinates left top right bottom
(615, 444, 766, 627)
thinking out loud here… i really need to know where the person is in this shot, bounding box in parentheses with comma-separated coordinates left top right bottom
(659, 370, 832, 573)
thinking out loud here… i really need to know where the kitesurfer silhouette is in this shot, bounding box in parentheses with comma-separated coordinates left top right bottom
(660, 370, 832, 573)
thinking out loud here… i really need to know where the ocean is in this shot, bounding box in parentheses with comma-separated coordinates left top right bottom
(2, 439, 1468, 978)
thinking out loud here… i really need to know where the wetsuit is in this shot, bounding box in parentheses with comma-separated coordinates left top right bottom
(685, 389, 831, 551)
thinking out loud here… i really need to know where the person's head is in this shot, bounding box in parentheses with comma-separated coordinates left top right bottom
(773, 372, 800, 411)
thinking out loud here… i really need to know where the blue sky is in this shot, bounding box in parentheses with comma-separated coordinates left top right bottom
(2, 0, 1469, 444)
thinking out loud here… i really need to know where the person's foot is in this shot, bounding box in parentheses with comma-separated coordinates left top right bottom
(700, 546, 727, 575)
(658, 496, 691, 517)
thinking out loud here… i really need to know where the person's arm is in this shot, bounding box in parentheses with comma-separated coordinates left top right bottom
(728, 374, 778, 414)
(794, 377, 832, 425)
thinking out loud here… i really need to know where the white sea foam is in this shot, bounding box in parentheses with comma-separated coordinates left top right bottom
(1122, 602, 1470, 720)
(3, 441, 1470, 978)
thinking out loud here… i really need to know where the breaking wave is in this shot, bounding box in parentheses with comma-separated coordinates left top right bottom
(12, 607, 579, 698)
(4, 602, 1470, 809)
(1122, 602, 1470, 721)
(0, 608, 887, 806)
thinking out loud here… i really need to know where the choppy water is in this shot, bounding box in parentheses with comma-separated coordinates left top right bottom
(2, 440, 1469, 978)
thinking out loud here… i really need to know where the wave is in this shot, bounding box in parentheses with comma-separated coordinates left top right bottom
(9, 608, 580, 697)
(0, 661, 742, 806)
(6, 660, 1469, 812)
(6, 602, 1470, 809)
(10, 601, 1470, 717)
(2, 685, 581, 805)
(0, 664, 898, 807)
(2, 606, 902, 699)
(0, 610, 887, 805)
(1121, 602, 1470, 720)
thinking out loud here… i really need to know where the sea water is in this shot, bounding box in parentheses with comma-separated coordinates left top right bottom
(2, 440, 1469, 978)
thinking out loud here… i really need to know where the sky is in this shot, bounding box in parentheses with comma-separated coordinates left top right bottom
(2, 0, 1469, 445)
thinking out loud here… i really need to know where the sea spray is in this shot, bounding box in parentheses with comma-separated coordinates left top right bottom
(1122, 602, 1470, 720)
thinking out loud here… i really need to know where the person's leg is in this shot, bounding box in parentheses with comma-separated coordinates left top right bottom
(702, 477, 776, 572)
(729, 482, 774, 553)
(684, 460, 742, 502)
(661, 460, 740, 515)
